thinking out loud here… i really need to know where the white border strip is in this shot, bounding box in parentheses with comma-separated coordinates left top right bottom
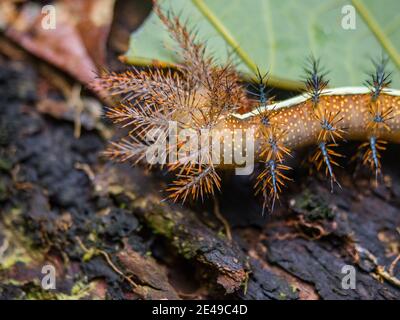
(233, 86, 400, 120)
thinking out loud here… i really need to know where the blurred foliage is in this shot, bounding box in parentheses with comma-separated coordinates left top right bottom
(125, 0, 400, 89)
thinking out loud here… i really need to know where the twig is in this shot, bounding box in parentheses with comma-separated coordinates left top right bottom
(389, 254, 400, 276)
(376, 266, 400, 287)
(75, 163, 96, 181)
(75, 236, 138, 289)
(389, 227, 400, 276)
(213, 197, 232, 241)
(356, 244, 400, 288)
(67, 84, 84, 139)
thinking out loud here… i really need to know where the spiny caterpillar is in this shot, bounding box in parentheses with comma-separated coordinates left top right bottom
(94, 3, 400, 214)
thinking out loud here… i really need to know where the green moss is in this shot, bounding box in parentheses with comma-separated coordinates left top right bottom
(145, 207, 176, 238)
(0, 157, 12, 172)
(296, 189, 334, 221)
(0, 247, 33, 270)
(0, 207, 41, 271)
(177, 240, 196, 259)
(278, 292, 287, 300)
(217, 230, 226, 239)
(25, 281, 92, 300)
(82, 247, 98, 262)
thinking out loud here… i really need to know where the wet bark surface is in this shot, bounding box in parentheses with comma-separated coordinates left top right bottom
(0, 56, 399, 300)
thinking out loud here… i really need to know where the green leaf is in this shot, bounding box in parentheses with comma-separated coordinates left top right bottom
(125, 0, 400, 90)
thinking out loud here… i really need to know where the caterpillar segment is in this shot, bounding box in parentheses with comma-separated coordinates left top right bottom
(255, 121, 293, 213)
(255, 159, 292, 215)
(360, 58, 395, 182)
(303, 57, 329, 110)
(303, 59, 345, 189)
(311, 142, 343, 191)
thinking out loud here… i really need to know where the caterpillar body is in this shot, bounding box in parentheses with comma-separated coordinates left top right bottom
(95, 3, 400, 213)
(234, 87, 400, 148)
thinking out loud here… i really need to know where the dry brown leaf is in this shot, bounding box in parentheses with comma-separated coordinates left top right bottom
(4, 0, 115, 84)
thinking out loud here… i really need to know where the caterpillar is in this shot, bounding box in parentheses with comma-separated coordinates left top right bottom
(94, 2, 400, 214)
